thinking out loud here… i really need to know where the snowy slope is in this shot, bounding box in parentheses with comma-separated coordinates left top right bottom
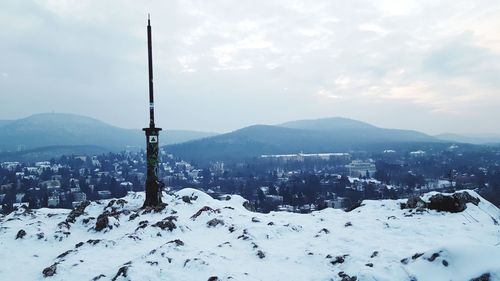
(0, 189, 499, 281)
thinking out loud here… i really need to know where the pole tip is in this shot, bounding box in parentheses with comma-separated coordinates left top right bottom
(148, 13, 150, 24)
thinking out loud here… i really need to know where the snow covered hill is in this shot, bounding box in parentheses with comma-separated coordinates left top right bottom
(0, 189, 499, 281)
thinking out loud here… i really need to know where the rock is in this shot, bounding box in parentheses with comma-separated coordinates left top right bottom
(251, 217, 260, 223)
(16, 229, 26, 239)
(56, 250, 73, 259)
(87, 239, 101, 245)
(182, 196, 191, 204)
(338, 271, 357, 281)
(365, 263, 373, 267)
(91, 274, 106, 280)
(142, 203, 168, 214)
(344, 222, 352, 227)
(115, 199, 128, 207)
(167, 239, 184, 247)
(318, 228, 330, 234)
(191, 206, 219, 220)
(57, 221, 71, 230)
(152, 217, 177, 231)
(42, 263, 57, 277)
(95, 214, 109, 232)
(401, 196, 427, 209)
(442, 260, 449, 267)
(370, 251, 379, 258)
(128, 213, 140, 221)
(331, 255, 346, 265)
(427, 192, 479, 213)
(65, 201, 90, 224)
(256, 250, 266, 259)
(346, 201, 364, 212)
(111, 265, 129, 281)
(82, 217, 94, 224)
(136, 220, 149, 231)
(207, 218, 225, 227)
(470, 273, 491, 281)
(243, 201, 255, 211)
(412, 253, 424, 260)
(402, 191, 480, 213)
(427, 252, 440, 262)
(208, 277, 219, 281)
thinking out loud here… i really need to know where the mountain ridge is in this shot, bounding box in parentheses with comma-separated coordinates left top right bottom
(435, 133, 500, 145)
(166, 118, 442, 163)
(0, 113, 217, 153)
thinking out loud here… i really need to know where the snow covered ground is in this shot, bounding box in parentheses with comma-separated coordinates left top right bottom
(0, 189, 499, 281)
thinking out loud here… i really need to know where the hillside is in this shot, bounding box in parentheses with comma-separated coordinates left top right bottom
(0, 113, 216, 153)
(166, 118, 441, 162)
(0, 189, 498, 280)
(280, 117, 377, 131)
(0, 120, 13, 127)
(436, 133, 500, 145)
(0, 145, 111, 162)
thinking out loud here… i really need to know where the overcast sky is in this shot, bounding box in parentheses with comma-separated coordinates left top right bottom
(1, 0, 500, 135)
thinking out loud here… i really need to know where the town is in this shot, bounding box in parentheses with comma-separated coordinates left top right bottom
(1, 144, 500, 214)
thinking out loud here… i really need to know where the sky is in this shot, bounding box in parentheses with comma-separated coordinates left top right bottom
(1, 0, 500, 135)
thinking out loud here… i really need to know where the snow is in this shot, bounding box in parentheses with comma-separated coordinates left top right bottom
(0, 189, 499, 281)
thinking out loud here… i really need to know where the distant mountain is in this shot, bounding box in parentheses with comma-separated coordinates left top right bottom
(280, 117, 377, 131)
(167, 117, 441, 163)
(0, 113, 217, 153)
(0, 120, 13, 127)
(435, 133, 500, 145)
(163, 130, 218, 145)
(0, 145, 110, 162)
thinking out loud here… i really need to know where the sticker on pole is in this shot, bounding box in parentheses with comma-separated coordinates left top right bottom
(149, 136, 158, 143)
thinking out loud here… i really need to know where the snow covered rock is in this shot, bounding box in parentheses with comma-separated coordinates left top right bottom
(0, 189, 499, 281)
(401, 191, 481, 213)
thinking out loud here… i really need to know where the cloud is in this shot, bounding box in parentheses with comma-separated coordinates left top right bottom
(0, 0, 499, 135)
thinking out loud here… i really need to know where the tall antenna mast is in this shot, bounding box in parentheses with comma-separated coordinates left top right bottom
(147, 13, 155, 128)
(142, 15, 163, 207)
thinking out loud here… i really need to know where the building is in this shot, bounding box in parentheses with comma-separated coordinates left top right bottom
(48, 196, 60, 207)
(261, 152, 350, 162)
(97, 190, 112, 199)
(345, 160, 376, 178)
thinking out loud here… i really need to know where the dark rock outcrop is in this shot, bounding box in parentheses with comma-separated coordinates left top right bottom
(65, 201, 90, 224)
(470, 273, 491, 281)
(346, 201, 364, 212)
(191, 206, 219, 220)
(401, 192, 480, 213)
(42, 263, 57, 278)
(15, 229, 26, 239)
(207, 218, 225, 227)
(256, 250, 266, 259)
(167, 239, 185, 247)
(338, 271, 357, 281)
(95, 214, 109, 232)
(152, 216, 177, 231)
(111, 265, 129, 281)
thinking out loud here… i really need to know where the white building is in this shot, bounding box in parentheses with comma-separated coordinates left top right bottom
(48, 196, 60, 207)
(345, 160, 376, 178)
